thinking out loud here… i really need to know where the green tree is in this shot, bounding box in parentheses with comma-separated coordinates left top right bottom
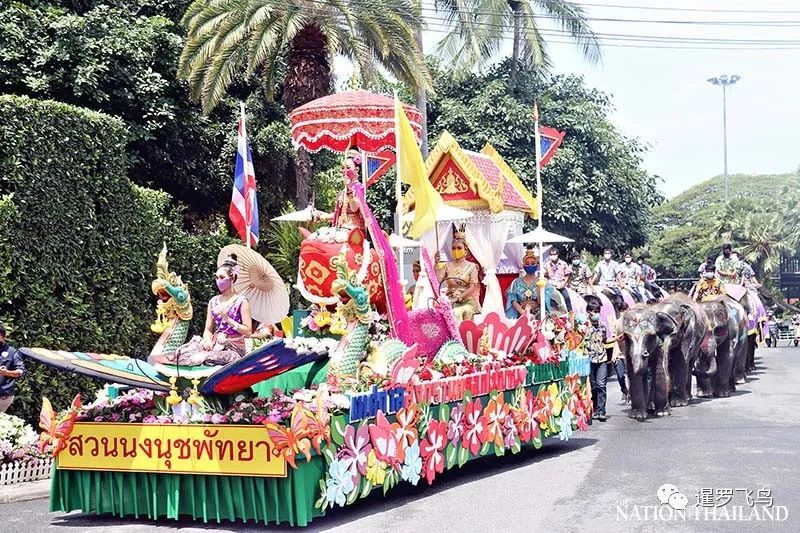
(403, 62, 660, 253)
(649, 173, 800, 279)
(178, 0, 431, 208)
(435, 0, 600, 85)
(0, 1, 296, 224)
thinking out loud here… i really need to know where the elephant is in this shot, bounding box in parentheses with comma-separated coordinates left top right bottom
(659, 294, 710, 407)
(619, 303, 676, 420)
(696, 296, 748, 398)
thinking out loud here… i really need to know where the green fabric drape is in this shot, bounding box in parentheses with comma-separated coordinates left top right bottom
(251, 359, 329, 396)
(50, 458, 326, 527)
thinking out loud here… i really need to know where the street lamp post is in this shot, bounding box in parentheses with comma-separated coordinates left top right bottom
(707, 74, 740, 203)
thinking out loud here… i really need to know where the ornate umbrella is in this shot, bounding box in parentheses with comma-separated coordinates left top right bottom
(218, 244, 289, 325)
(289, 90, 423, 154)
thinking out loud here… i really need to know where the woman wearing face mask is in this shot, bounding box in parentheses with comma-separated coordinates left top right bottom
(505, 246, 549, 319)
(436, 232, 481, 321)
(161, 254, 252, 366)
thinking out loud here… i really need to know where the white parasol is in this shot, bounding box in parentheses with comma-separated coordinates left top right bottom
(271, 205, 316, 222)
(218, 244, 289, 325)
(508, 226, 573, 320)
(401, 204, 474, 224)
(389, 233, 421, 248)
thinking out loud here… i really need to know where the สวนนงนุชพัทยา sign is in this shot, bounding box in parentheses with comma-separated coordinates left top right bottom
(58, 423, 287, 477)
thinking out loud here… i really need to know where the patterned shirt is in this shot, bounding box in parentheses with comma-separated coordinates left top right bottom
(568, 262, 593, 293)
(545, 259, 570, 288)
(616, 262, 642, 290)
(585, 324, 608, 363)
(594, 260, 620, 287)
(715, 255, 740, 284)
(640, 263, 656, 283)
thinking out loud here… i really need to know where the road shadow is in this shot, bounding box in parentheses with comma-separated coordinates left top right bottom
(50, 438, 598, 532)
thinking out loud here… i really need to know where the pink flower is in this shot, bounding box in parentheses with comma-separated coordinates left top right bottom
(503, 416, 518, 448)
(202, 413, 214, 423)
(338, 424, 372, 478)
(447, 404, 464, 447)
(94, 416, 104, 422)
(143, 415, 158, 424)
(211, 413, 228, 424)
(420, 420, 447, 485)
(462, 398, 488, 456)
(253, 415, 266, 424)
(156, 415, 172, 424)
(231, 411, 244, 423)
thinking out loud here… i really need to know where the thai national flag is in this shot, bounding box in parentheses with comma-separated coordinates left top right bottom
(230, 103, 259, 246)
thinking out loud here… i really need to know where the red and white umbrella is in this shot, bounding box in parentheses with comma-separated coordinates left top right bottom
(289, 90, 423, 154)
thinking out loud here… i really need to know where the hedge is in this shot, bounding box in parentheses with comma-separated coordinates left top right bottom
(0, 95, 232, 424)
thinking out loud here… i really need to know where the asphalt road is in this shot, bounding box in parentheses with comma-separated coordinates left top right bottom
(4, 346, 799, 532)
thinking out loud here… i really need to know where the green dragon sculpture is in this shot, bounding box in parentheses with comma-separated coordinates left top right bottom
(328, 253, 372, 384)
(149, 245, 193, 361)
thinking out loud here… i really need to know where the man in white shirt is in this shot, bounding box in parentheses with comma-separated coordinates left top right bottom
(593, 248, 622, 298)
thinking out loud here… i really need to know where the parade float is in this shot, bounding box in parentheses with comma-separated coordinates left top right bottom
(22, 91, 593, 527)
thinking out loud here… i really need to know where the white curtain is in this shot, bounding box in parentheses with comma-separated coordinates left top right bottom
(420, 222, 454, 260)
(466, 219, 509, 315)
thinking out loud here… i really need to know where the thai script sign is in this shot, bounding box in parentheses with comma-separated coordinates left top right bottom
(58, 423, 286, 477)
(348, 385, 406, 423)
(408, 365, 528, 405)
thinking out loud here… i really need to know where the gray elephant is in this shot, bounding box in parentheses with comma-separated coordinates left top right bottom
(696, 296, 748, 397)
(619, 304, 675, 420)
(660, 293, 710, 407)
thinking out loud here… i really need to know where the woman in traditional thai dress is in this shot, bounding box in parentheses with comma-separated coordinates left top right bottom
(436, 231, 481, 321)
(161, 254, 252, 366)
(314, 150, 365, 229)
(505, 246, 544, 319)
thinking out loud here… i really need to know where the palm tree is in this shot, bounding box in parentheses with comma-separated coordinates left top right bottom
(179, 0, 431, 207)
(435, 0, 600, 85)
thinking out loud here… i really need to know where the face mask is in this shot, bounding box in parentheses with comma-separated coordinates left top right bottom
(591, 313, 601, 322)
(549, 255, 558, 262)
(603, 254, 611, 260)
(216, 277, 232, 293)
(572, 259, 580, 266)
(704, 272, 715, 280)
(452, 249, 466, 260)
(524, 265, 538, 275)
(625, 257, 632, 264)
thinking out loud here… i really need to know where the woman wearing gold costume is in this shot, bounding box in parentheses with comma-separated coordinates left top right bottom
(436, 230, 481, 321)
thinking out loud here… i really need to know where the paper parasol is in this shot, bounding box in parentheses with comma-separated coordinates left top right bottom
(218, 244, 289, 325)
(401, 204, 474, 223)
(389, 233, 421, 248)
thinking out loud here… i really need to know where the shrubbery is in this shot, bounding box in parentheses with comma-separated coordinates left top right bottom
(0, 95, 232, 424)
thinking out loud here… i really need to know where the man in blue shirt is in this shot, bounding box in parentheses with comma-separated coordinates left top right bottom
(0, 325, 25, 413)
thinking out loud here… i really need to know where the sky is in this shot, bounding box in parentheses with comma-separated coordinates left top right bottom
(337, 0, 800, 198)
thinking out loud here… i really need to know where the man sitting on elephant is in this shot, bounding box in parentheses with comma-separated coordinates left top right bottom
(567, 252, 593, 295)
(693, 264, 724, 303)
(617, 252, 644, 302)
(715, 244, 740, 285)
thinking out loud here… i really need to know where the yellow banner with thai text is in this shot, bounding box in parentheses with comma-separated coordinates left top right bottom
(58, 423, 286, 477)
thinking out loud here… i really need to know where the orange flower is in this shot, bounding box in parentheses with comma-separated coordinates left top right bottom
(483, 395, 509, 447)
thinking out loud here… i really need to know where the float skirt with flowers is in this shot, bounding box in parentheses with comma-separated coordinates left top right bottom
(44, 312, 592, 527)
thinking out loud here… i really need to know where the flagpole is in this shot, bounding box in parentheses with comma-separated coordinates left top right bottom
(394, 91, 405, 290)
(534, 101, 545, 322)
(241, 101, 252, 249)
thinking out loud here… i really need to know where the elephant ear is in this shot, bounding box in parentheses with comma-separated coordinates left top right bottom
(655, 312, 678, 339)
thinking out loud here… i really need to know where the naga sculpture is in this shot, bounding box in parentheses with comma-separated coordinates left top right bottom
(149, 245, 193, 361)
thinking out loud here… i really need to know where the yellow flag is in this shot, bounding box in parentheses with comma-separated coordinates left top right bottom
(395, 96, 441, 238)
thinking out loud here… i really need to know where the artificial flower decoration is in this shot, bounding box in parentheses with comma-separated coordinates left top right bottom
(369, 411, 404, 466)
(325, 458, 356, 506)
(513, 390, 538, 443)
(462, 398, 488, 455)
(365, 449, 387, 486)
(547, 383, 563, 417)
(314, 309, 333, 328)
(558, 408, 574, 441)
(420, 419, 447, 485)
(535, 387, 553, 427)
(502, 416, 518, 449)
(338, 423, 372, 478)
(400, 440, 422, 486)
(264, 403, 313, 469)
(391, 405, 419, 449)
(447, 404, 464, 447)
(483, 395, 509, 448)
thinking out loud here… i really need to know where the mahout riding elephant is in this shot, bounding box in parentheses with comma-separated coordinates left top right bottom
(696, 296, 748, 397)
(619, 303, 676, 420)
(659, 293, 710, 407)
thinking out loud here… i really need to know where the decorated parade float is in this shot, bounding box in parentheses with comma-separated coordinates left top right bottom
(21, 91, 593, 527)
